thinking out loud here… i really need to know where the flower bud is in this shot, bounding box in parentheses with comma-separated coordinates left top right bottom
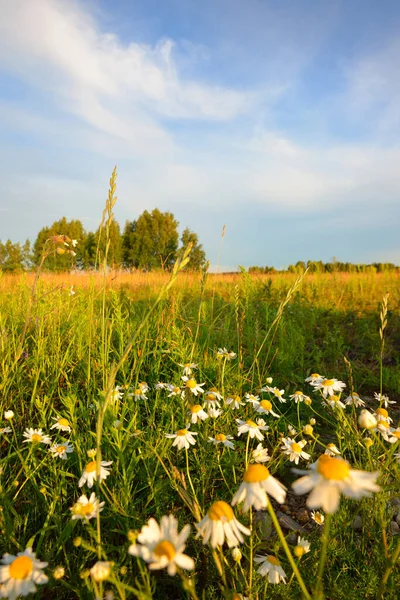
(309, 418, 316, 426)
(303, 424, 313, 435)
(304, 397, 312, 406)
(90, 561, 112, 582)
(358, 410, 377, 430)
(53, 566, 65, 580)
(232, 548, 242, 563)
(363, 437, 374, 448)
(4, 410, 14, 420)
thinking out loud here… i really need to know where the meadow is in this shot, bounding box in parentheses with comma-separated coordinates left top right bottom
(0, 258, 399, 599)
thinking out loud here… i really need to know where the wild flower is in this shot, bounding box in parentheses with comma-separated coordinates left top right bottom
(311, 511, 325, 525)
(71, 493, 105, 521)
(281, 438, 310, 464)
(0, 548, 48, 598)
(344, 392, 365, 407)
(208, 407, 223, 419)
(49, 442, 74, 460)
(196, 501, 250, 547)
(78, 459, 112, 488)
(50, 417, 72, 433)
(373, 407, 392, 423)
(165, 426, 198, 450)
(374, 392, 395, 407)
(217, 348, 237, 360)
(290, 391, 308, 403)
(254, 399, 280, 418)
(324, 443, 341, 456)
(90, 561, 112, 582)
(23, 429, 52, 445)
(253, 555, 287, 584)
(189, 404, 208, 424)
(181, 377, 205, 396)
(322, 395, 346, 409)
(358, 410, 377, 430)
(208, 434, 235, 449)
(0, 428, 12, 435)
(231, 464, 286, 511)
(178, 363, 198, 376)
(294, 537, 311, 557)
(292, 454, 380, 513)
(4, 411, 14, 421)
(236, 419, 269, 441)
(225, 395, 244, 409)
(305, 373, 325, 385)
(129, 515, 194, 576)
(245, 393, 260, 406)
(387, 428, 400, 444)
(264, 387, 287, 403)
(251, 443, 270, 463)
(313, 378, 346, 397)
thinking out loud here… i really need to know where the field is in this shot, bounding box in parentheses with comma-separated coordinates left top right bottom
(0, 266, 399, 599)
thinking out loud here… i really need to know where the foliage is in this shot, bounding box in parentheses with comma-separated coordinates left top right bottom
(0, 239, 32, 272)
(178, 227, 207, 270)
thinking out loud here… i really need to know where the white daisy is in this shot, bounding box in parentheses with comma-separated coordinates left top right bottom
(203, 391, 222, 409)
(22, 428, 52, 445)
(208, 407, 223, 419)
(281, 438, 310, 464)
(305, 373, 325, 385)
(313, 378, 346, 397)
(225, 395, 244, 410)
(231, 464, 286, 511)
(50, 416, 72, 432)
(294, 537, 310, 558)
(324, 443, 341, 456)
(155, 382, 169, 390)
(265, 387, 287, 403)
(311, 511, 325, 525)
(78, 459, 112, 488)
(208, 434, 235, 449)
(376, 420, 391, 441)
(181, 377, 205, 397)
(0, 548, 48, 598)
(133, 387, 148, 401)
(254, 555, 287, 584)
(70, 493, 105, 521)
(167, 386, 182, 398)
(178, 362, 198, 376)
(0, 427, 12, 435)
(109, 387, 123, 402)
(129, 514, 194, 576)
(292, 454, 380, 513)
(344, 392, 365, 407)
(289, 391, 308, 403)
(189, 404, 208, 424)
(373, 408, 392, 423)
(245, 393, 260, 406)
(49, 442, 74, 460)
(217, 348, 237, 360)
(387, 428, 400, 444)
(322, 395, 346, 409)
(196, 501, 250, 548)
(251, 443, 270, 463)
(374, 392, 395, 407)
(165, 426, 198, 451)
(254, 399, 280, 418)
(236, 419, 269, 441)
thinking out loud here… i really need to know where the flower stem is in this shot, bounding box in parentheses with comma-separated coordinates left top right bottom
(314, 512, 332, 599)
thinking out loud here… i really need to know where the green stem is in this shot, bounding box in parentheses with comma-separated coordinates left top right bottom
(376, 538, 400, 600)
(314, 512, 332, 599)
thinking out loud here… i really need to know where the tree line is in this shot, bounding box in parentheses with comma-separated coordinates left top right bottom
(0, 209, 206, 272)
(249, 260, 399, 274)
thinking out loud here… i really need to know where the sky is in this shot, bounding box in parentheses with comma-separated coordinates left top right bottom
(0, 0, 400, 270)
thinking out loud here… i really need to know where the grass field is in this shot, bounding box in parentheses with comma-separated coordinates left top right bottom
(0, 265, 399, 599)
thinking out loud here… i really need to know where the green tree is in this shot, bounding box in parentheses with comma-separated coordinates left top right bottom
(92, 220, 122, 269)
(33, 217, 86, 271)
(178, 228, 206, 270)
(0, 239, 32, 272)
(122, 209, 179, 270)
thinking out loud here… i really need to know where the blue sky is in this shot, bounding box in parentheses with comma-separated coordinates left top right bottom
(1, 0, 400, 269)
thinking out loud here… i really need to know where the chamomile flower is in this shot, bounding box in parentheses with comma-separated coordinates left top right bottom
(265, 387, 287, 403)
(305, 373, 325, 385)
(313, 378, 346, 397)
(245, 393, 260, 406)
(251, 444, 270, 463)
(129, 514, 194, 576)
(49, 442, 74, 460)
(70, 493, 105, 521)
(181, 377, 205, 397)
(376, 420, 391, 441)
(374, 407, 392, 423)
(292, 454, 380, 513)
(254, 399, 280, 418)
(387, 428, 400, 444)
(358, 410, 377, 430)
(0, 427, 11, 435)
(50, 417, 72, 433)
(374, 392, 395, 407)
(0, 548, 48, 598)
(254, 555, 287, 584)
(155, 382, 169, 390)
(90, 561, 112, 582)
(22, 429, 52, 445)
(4, 411, 14, 421)
(209, 407, 223, 419)
(133, 387, 148, 401)
(189, 405, 208, 424)
(196, 501, 250, 548)
(203, 389, 223, 408)
(231, 464, 286, 511)
(109, 387, 123, 402)
(225, 395, 244, 410)
(217, 348, 237, 360)
(179, 363, 198, 376)
(322, 395, 346, 409)
(324, 443, 341, 456)
(236, 419, 269, 441)
(167, 386, 182, 398)
(281, 438, 310, 464)
(344, 392, 365, 407)
(78, 459, 112, 488)
(294, 537, 310, 558)
(165, 426, 198, 451)
(290, 391, 308, 403)
(208, 434, 235, 449)
(311, 511, 325, 525)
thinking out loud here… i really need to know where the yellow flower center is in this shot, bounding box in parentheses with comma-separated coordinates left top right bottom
(295, 391, 303, 396)
(210, 387, 218, 393)
(267, 555, 281, 566)
(31, 434, 42, 442)
(243, 464, 270, 483)
(376, 408, 388, 417)
(85, 461, 97, 473)
(191, 405, 202, 413)
(186, 379, 197, 389)
(379, 421, 390, 429)
(135, 389, 142, 395)
(154, 540, 176, 561)
(206, 393, 216, 401)
(317, 455, 350, 480)
(294, 545, 306, 558)
(311, 373, 320, 378)
(246, 420, 258, 428)
(330, 395, 340, 402)
(9, 556, 33, 580)
(233, 395, 241, 402)
(177, 429, 189, 436)
(173, 387, 180, 393)
(208, 500, 234, 521)
(274, 389, 282, 396)
(260, 400, 272, 411)
(392, 431, 400, 439)
(56, 445, 66, 454)
(81, 502, 94, 516)
(215, 434, 226, 442)
(58, 418, 70, 427)
(323, 379, 335, 386)
(313, 512, 324, 524)
(291, 442, 303, 453)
